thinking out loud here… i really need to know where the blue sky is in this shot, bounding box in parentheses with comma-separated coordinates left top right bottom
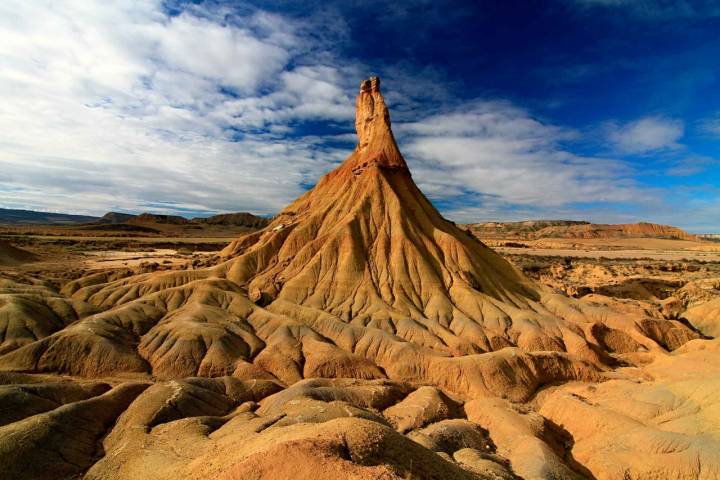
(0, 0, 719, 232)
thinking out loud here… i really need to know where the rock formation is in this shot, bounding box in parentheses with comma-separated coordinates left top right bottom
(97, 212, 135, 224)
(95, 210, 269, 229)
(197, 212, 270, 228)
(0, 77, 717, 479)
(463, 220, 698, 241)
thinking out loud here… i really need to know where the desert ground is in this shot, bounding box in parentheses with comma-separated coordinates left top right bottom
(1, 78, 719, 480)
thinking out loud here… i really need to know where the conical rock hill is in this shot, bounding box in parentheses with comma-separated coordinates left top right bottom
(220, 76, 539, 337)
(0, 78, 699, 402)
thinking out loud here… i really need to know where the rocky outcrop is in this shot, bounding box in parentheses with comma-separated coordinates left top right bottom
(537, 222, 698, 241)
(95, 211, 269, 228)
(97, 211, 135, 224)
(464, 220, 698, 241)
(132, 213, 189, 224)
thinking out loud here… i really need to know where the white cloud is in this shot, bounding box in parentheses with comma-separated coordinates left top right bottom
(0, 0, 354, 216)
(397, 101, 647, 222)
(155, 13, 292, 93)
(606, 116, 684, 154)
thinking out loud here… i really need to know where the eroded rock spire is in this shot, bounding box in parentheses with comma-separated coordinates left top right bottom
(352, 76, 407, 171)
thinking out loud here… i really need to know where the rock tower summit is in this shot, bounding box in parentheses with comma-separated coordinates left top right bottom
(352, 76, 408, 173)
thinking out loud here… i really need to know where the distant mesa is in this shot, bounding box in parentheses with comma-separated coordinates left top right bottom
(131, 213, 189, 225)
(98, 212, 190, 225)
(97, 212, 135, 224)
(93, 211, 270, 228)
(0, 208, 270, 231)
(463, 220, 698, 241)
(198, 212, 270, 228)
(0, 208, 271, 230)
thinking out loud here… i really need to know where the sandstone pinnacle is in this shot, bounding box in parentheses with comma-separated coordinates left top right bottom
(352, 76, 408, 173)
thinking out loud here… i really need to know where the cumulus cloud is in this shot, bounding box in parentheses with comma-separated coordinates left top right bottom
(155, 14, 292, 93)
(606, 116, 684, 154)
(396, 101, 648, 222)
(0, 0, 355, 216)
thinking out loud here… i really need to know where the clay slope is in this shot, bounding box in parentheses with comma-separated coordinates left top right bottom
(0, 374, 526, 480)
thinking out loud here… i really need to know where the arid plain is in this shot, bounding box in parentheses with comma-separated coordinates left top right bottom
(1, 78, 720, 480)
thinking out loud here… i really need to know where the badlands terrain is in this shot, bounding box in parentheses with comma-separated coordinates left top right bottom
(1, 77, 719, 479)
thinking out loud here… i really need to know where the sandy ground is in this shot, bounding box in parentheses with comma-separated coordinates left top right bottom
(81, 249, 191, 270)
(529, 236, 720, 251)
(6, 233, 720, 275)
(481, 236, 720, 261)
(14, 234, 232, 244)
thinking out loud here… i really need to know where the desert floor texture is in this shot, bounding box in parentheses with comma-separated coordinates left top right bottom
(1, 77, 719, 480)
